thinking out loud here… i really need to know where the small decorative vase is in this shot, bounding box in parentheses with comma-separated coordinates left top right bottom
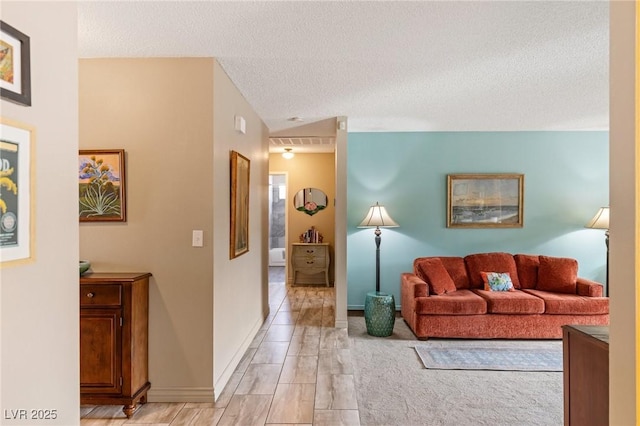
(364, 291, 395, 337)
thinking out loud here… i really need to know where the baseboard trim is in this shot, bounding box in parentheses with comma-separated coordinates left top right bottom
(147, 387, 214, 403)
(213, 316, 263, 400)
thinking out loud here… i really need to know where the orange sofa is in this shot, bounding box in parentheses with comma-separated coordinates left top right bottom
(400, 252, 609, 339)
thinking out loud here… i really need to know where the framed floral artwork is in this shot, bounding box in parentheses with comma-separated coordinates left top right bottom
(79, 149, 126, 222)
(230, 150, 250, 258)
(0, 21, 31, 106)
(447, 173, 524, 228)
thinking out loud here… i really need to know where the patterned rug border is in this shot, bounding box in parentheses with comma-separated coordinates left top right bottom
(415, 344, 563, 372)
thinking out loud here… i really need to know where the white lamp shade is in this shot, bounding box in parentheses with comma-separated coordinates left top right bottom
(358, 202, 399, 228)
(585, 207, 609, 229)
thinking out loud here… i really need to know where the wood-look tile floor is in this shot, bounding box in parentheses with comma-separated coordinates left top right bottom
(81, 273, 360, 426)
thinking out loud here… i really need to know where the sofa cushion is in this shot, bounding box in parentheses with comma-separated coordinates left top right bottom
(415, 290, 487, 315)
(415, 258, 457, 295)
(514, 254, 540, 289)
(473, 289, 545, 314)
(414, 256, 470, 289)
(536, 256, 578, 294)
(481, 272, 515, 291)
(464, 252, 521, 289)
(523, 289, 609, 315)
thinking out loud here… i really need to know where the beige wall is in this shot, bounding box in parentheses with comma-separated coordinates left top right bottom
(609, 1, 638, 423)
(212, 61, 269, 396)
(269, 153, 336, 284)
(1, 3, 80, 424)
(79, 58, 268, 401)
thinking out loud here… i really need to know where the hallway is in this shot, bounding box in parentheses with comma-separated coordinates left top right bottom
(81, 268, 359, 425)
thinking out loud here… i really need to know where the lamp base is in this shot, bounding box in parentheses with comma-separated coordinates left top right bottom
(364, 292, 395, 337)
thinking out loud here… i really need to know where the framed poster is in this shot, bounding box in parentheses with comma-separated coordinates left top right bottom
(0, 21, 31, 106)
(79, 149, 126, 222)
(447, 173, 524, 228)
(0, 118, 35, 265)
(230, 150, 250, 259)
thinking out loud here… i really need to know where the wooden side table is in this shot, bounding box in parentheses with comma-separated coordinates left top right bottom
(562, 325, 609, 426)
(80, 272, 151, 418)
(291, 243, 330, 286)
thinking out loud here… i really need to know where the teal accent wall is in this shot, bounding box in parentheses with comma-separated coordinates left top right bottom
(347, 131, 609, 309)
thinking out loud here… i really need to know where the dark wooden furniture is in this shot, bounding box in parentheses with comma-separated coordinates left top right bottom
(562, 325, 609, 426)
(80, 272, 151, 418)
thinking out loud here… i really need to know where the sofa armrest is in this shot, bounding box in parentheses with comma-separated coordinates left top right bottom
(401, 272, 429, 329)
(401, 272, 429, 297)
(576, 277, 604, 297)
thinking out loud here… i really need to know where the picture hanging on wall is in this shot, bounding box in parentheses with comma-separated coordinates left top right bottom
(79, 149, 127, 222)
(447, 173, 524, 228)
(0, 118, 35, 266)
(0, 21, 31, 106)
(230, 150, 250, 259)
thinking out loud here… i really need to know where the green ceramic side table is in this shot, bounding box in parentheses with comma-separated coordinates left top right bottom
(364, 291, 395, 337)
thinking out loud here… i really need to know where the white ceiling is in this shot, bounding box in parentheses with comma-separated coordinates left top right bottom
(78, 0, 609, 144)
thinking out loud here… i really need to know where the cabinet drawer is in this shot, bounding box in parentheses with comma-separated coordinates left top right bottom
(292, 256, 320, 267)
(294, 246, 327, 256)
(80, 284, 122, 307)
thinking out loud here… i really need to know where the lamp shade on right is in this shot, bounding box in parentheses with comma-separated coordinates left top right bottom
(586, 207, 610, 230)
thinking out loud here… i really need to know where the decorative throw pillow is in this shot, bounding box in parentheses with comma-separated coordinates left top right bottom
(481, 272, 515, 291)
(415, 258, 457, 295)
(536, 256, 578, 294)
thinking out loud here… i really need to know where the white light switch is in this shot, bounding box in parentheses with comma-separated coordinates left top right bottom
(192, 230, 204, 247)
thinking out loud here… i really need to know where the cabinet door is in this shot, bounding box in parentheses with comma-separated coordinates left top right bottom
(80, 309, 122, 394)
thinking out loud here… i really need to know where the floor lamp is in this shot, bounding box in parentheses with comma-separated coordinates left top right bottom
(358, 202, 399, 336)
(585, 207, 609, 297)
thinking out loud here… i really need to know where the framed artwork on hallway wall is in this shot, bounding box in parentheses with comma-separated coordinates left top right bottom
(79, 149, 127, 222)
(0, 21, 31, 106)
(230, 150, 250, 259)
(0, 118, 35, 266)
(447, 173, 524, 228)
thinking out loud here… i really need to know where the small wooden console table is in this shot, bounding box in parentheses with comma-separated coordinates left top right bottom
(80, 272, 151, 418)
(562, 324, 609, 426)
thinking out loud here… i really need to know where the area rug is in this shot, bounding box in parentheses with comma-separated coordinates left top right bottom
(415, 344, 563, 372)
(348, 316, 563, 425)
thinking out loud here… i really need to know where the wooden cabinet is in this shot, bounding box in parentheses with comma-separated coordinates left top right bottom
(80, 273, 151, 418)
(291, 243, 330, 286)
(562, 325, 609, 426)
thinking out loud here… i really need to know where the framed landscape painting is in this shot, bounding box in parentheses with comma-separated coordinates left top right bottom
(230, 150, 250, 259)
(79, 149, 126, 222)
(447, 173, 524, 228)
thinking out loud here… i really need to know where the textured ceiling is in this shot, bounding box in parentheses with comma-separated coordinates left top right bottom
(78, 1, 609, 140)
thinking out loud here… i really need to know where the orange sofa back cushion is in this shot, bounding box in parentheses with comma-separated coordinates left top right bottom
(414, 258, 457, 295)
(514, 254, 540, 289)
(464, 252, 521, 289)
(414, 256, 469, 289)
(536, 255, 578, 294)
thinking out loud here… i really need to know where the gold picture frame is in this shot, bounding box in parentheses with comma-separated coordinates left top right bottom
(79, 149, 126, 222)
(447, 173, 524, 228)
(230, 150, 250, 259)
(0, 118, 35, 266)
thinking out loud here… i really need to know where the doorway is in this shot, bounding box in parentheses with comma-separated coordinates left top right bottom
(269, 174, 287, 288)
